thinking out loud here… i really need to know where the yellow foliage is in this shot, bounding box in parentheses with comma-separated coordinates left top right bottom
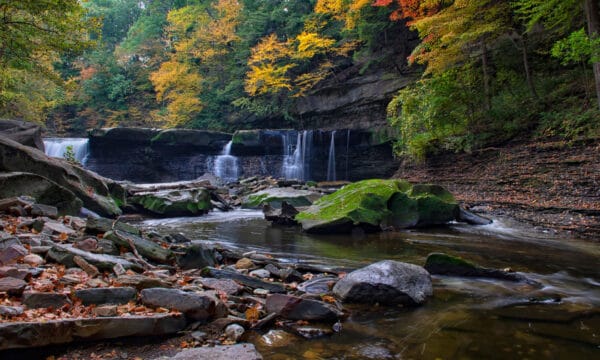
(249, 34, 294, 66)
(294, 32, 336, 59)
(294, 61, 335, 96)
(245, 63, 295, 96)
(315, 0, 344, 17)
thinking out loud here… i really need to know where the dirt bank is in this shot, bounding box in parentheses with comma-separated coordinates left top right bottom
(394, 139, 600, 240)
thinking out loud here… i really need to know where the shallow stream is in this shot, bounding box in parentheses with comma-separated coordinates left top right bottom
(143, 210, 600, 359)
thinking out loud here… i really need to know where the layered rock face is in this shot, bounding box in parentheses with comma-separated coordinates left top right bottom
(86, 128, 399, 183)
(86, 128, 231, 182)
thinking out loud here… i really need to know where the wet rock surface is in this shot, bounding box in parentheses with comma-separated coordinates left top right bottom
(333, 260, 433, 305)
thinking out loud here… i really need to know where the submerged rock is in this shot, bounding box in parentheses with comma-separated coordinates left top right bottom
(263, 201, 299, 226)
(333, 260, 432, 306)
(296, 179, 459, 233)
(424, 253, 526, 282)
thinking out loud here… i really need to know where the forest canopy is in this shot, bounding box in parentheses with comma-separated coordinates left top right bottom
(0, 0, 598, 160)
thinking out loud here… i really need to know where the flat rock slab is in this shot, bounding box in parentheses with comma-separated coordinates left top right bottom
(155, 344, 263, 360)
(0, 277, 27, 296)
(0, 314, 186, 350)
(199, 278, 243, 295)
(202, 267, 286, 293)
(47, 244, 142, 272)
(117, 274, 172, 290)
(140, 288, 227, 321)
(22, 292, 71, 309)
(74, 287, 137, 305)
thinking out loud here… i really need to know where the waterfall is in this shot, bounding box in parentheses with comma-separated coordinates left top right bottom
(282, 130, 312, 180)
(327, 131, 336, 181)
(345, 129, 351, 180)
(213, 141, 240, 182)
(43, 138, 90, 165)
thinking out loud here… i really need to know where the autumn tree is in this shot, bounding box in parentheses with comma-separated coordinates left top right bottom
(0, 0, 97, 122)
(150, 0, 242, 127)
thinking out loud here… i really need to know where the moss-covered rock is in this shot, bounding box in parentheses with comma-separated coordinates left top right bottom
(130, 188, 211, 217)
(295, 179, 408, 233)
(296, 179, 459, 233)
(242, 187, 321, 209)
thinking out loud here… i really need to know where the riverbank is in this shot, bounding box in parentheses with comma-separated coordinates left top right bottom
(395, 138, 600, 240)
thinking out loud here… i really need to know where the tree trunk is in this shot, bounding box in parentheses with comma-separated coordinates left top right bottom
(481, 42, 492, 111)
(584, 0, 600, 110)
(521, 34, 539, 100)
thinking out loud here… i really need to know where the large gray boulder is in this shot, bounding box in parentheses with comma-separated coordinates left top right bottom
(333, 260, 432, 306)
(243, 187, 321, 209)
(0, 119, 44, 151)
(0, 135, 122, 217)
(0, 172, 82, 215)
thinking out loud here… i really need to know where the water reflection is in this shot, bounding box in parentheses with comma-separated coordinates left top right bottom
(141, 210, 600, 359)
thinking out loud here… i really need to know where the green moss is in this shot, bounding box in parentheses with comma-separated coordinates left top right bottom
(296, 179, 406, 224)
(243, 193, 269, 208)
(297, 179, 459, 233)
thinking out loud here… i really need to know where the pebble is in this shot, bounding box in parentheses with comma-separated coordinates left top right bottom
(249, 269, 270, 278)
(224, 323, 245, 342)
(22, 254, 45, 266)
(235, 257, 254, 270)
(253, 288, 269, 296)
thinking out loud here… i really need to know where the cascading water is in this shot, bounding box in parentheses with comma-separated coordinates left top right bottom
(213, 141, 240, 182)
(43, 138, 90, 165)
(327, 130, 336, 181)
(345, 129, 351, 180)
(282, 130, 312, 180)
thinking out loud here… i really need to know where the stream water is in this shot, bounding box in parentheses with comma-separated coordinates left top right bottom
(142, 210, 600, 359)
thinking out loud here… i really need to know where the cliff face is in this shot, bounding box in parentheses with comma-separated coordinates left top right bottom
(293, 68, 418, 130)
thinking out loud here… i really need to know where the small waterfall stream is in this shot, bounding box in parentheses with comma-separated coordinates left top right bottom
(43, 138, 90, 164)
(327, 131, 336, 181)
(213, 141, 240, 182)
(282, 130, 312, 180)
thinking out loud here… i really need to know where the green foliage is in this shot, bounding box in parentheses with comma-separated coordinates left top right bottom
(551, 28, 600, 65)
(387, 69, 479, 160)
(63, 145, 77, 163)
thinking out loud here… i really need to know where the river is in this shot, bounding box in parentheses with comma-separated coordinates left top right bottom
(142, 210, 600, 359)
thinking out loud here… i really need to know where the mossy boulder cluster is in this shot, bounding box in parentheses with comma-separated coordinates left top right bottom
(130, 188, 212, 217)
(295, 179, 459, 233)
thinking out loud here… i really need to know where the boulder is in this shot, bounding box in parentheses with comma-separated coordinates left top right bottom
(0, 172, 82, 215)
(0, 119, 44, 151)
(160, 344, 263, 360)
(333, 260, 432, 306)
(243, 187, 321, 209)
(89, 127, 160, 146)
(130, 188, 212, 217)
(74, 287, 137, 305)
(296, 179, 459, 233)
(265, 294, 342, 322)
(0, 135, 122, 217)
(176, 243, 218, 270)
(140, 288, 227, 321)
(263, 202, 299, 226)
(199, 278, 243, 295)
(0, 244, 28, 265)
(0, 314, 186, 350)
(457, 207, 493, 225)
(424, 253, 526, 282)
